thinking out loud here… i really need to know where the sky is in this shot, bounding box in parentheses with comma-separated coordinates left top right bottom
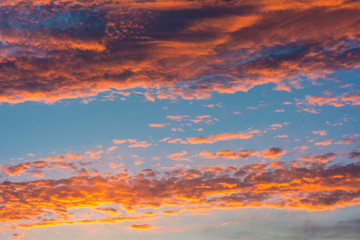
(0, 0, 360, 239)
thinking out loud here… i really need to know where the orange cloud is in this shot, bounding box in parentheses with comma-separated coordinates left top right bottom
(109, 162, 124, 168)
(299, 153, 336, 163)
(1, 160, 360, 231)
(312, 130, 327, 136)
(0, 1, 359, 104)
(305, 92, 360, 107)
(148, 123, 168, 128)
(270, 123, 282, 129)
(41, 155, 66, 161)
(1, 163, 31, 176)
(294, 145, 309, 152)
(85, 150, 103, 159)
(167, 151, 191, 161)
(106, 146, 118, 153)
(166, 115, 189, 121)
(128, 141, 152, 148)
(258, 147, 286, 159)
(315, 139, 332, 146)
(199, 150, 256, 159)
(113, 139, 127, 144)
(185, 132, 253, 144)
(336, 137, 356, 145)
(134, 161, 144, 166)
(129, 224, 158, 230)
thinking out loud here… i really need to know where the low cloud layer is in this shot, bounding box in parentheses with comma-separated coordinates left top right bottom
(1, 161, 359, 230)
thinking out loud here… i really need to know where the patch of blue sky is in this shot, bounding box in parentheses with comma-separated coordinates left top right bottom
(0, 6, 106, 36)
(231, 43, 308, 66)
(0, 68, 358, 165)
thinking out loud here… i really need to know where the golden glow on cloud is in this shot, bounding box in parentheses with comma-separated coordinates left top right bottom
(1, 160, 359, 230)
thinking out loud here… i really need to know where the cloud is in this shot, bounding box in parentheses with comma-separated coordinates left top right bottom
(0, 1, 359, 104)
(349, 151, 360, 160)
(1, 163, 31, 176)
(299, 153, 336, 163)
(128, 141, 152, 148)
(315, 139, 332, 146)
(109, 162, 124, 169)
(305, 92, 360, 107)
(199, 150, 256, 159)
(112, 139, 152, 148)
(336, 137, 356, 145)
(129, 224, 158, 230)
(148, 123, 168, 128)
(11, 233, 24, 240)
(134, 161, 144, 166)
(294, 145, 309, 152)
(166, 115, 189, 121)
(185, 132, 254, 144)
(275, 135, 288, 138)
(1, 160, 79, 178)
(258, 147, 286, 159)
(199, 147, 286, 160)
(167, 151, 191, 161)
(41, 155, 66, 161)
(106, 146, 118, 153)
(312, 130, 327, 136)
(113, 139, 127, 144)
(1, 160, 360, 231)
(85, 150, 103, 159)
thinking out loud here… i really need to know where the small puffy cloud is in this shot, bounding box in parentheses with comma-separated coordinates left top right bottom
(312, 130, 327, 136)
(259, 147, 286, 159)
(113, 139, 127, 144)
(294, 145, 309, 152)
(166, 115, 189, 121)
(270, 124, 282, 130)
(85, 150, 103, 159)
(315, 139, 332, 146)
(134, 161, 144, 166)
(167, 151, 191, 161)
(171, 128, 185, 132)
(109, 162, 124, 168)
(106, 146, 118, 153)
(275, 135, 288, 138)
(128, 141, 152, 148)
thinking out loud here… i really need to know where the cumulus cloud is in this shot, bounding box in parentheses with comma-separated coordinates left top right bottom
(1, 161, 360, 231)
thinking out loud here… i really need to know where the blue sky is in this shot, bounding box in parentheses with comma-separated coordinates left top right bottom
(0, 1, 359, 240)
